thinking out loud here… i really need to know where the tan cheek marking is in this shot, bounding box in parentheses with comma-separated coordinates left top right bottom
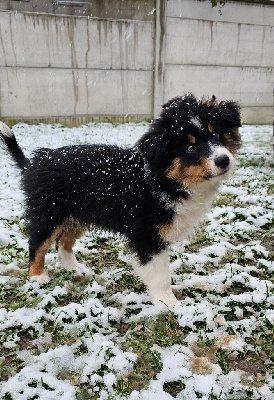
(166, 157, 182, 182)
(188, 135, 196, 144)
(181, 163, 209, 184)
(158, 223, 173, 241)
(166, 157, 211, 185)
(208, 123, 213, 133)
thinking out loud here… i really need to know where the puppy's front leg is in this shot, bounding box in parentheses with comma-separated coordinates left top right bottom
(134, 251, 180, 307)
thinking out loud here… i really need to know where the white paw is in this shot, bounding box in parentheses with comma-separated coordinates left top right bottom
(29, 271, 50, 284)
(152, 291, 181, 308)
(60, 260, 94, 277)
(60, 260, 86, 271)
(58, 248, 90, 273)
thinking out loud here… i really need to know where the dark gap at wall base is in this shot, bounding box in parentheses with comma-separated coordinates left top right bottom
(1, 115, 152, 128)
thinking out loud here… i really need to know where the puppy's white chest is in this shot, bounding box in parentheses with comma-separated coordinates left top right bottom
(166, 183, 219, 243)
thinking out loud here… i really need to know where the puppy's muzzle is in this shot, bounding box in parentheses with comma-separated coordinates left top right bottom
(214, 154, 230, 170)
(210, 147, 233, 178)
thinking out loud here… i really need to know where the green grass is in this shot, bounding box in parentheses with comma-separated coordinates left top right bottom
(1, 223, 273, 398)
(0, 126, 273, 399)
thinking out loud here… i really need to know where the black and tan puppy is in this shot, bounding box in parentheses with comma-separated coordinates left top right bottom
(0, 94, 241, 307)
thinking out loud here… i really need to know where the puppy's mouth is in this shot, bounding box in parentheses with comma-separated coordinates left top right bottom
(210, 166, 230, 178)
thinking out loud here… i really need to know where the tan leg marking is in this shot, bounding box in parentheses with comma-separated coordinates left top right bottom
(57, 227, 88, 272)
(29, 221, 86, 280)
(29, 238, 52, 278)
(57, 227, 85, 253)
(29, 225, 64, 281)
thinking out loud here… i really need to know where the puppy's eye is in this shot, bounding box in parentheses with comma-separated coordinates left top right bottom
(212, 132, 219, 139)
(186, 144, 197, 153)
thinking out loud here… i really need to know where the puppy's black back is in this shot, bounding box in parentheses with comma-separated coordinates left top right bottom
(23, 144, 174, 263)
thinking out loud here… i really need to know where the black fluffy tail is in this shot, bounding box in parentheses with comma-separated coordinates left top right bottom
(0, 122, 30, 170)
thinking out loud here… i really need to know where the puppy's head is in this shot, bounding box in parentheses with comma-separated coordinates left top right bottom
(138, 94, 241, 187)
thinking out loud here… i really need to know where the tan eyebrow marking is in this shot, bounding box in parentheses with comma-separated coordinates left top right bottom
(188, 135, 196, 144)
(208, 123, 214, 133)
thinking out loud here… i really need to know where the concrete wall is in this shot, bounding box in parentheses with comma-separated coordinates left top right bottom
(0, 0, 273, 125)
(164, 0, 274, 124)
(0, 0, 155, 20)
(0, 11, 154, 124)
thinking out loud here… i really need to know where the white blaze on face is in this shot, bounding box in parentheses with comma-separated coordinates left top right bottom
(190, 116, 203, 131)
(209, 145, 234, 178)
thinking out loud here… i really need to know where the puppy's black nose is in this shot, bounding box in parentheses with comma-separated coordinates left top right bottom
(215, 154, 230, 169)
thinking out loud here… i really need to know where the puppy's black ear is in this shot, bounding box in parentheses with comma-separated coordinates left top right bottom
(217, 100, 241, 128)
(215, 100, 242, 151)
(137, 130, 171, 176)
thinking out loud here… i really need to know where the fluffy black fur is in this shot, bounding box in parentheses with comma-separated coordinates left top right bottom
(0, 94, 241, 277)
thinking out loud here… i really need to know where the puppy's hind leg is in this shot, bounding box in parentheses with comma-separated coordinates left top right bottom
(29, 235, 52, 284)
(134, 251, 180, 308)
(57, 227, 88, 272)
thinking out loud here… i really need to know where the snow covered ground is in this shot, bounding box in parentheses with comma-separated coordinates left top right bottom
(0, 122, 273, 400)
